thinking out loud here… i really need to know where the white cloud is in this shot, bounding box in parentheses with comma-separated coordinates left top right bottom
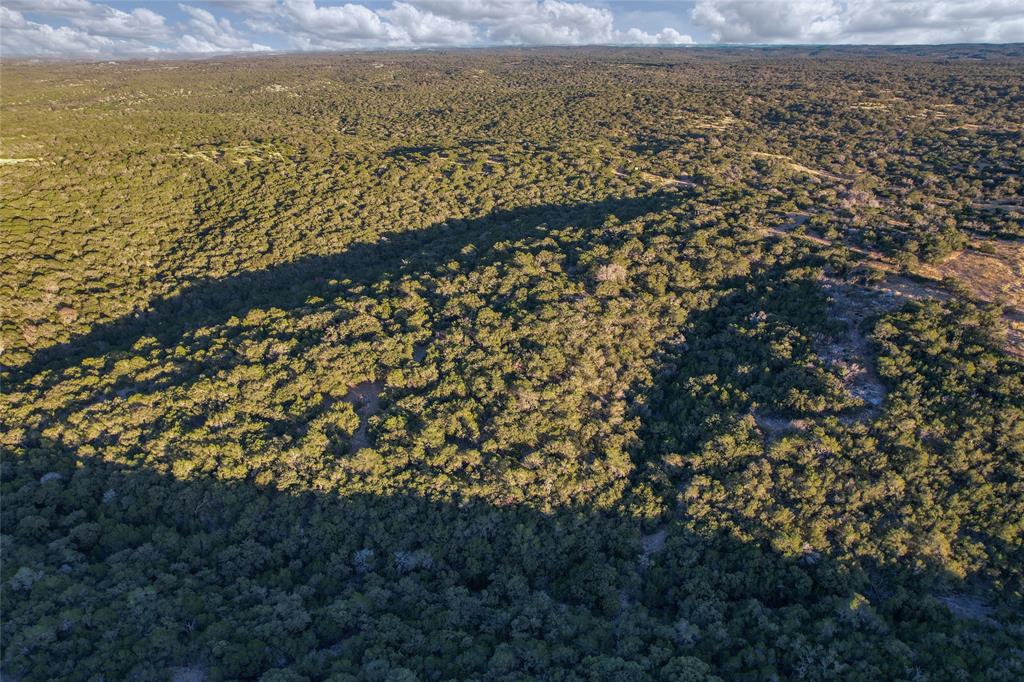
(263, 0, 482, 49)
(0, 1, 270, 57)
(205, 0, 280, 12)
(177, 4, 272, 52)
(71, 6, 169, 40)
(1, 0, 692, 56)
(242, 0, 683, 50)
(262, 0, 470, 49)
(3, 0, 96, 14)
(486, 0, 614, 44)
(617, 27, 695, 45)
(0, 6, 153, 57)
(379, 3, 477, 44)
(653, 28, 695, 45)
(6, 0, 1018, 59)
(692, 0, 842, 43)
(408, 0, 537, 22)
(5, 0, 169, 40)
(277, 0, 400, 43)
(692, 0, 1024, 44)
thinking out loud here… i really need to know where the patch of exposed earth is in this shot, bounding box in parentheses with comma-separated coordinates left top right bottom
(688, 114, 738, 131)
(819, 279, 889, 419)
(972, 202, 1024, 212)
(766, 213, 895, 267)
(620, 525, 670, 612)
(750, 277, 890, 430)
(767, 215, 1024, 357)
(174, 142, 286, 166)
(937, 594, 998, 626)
(918, 239, 1024, 310)
(171, 667, 206, 682)
(752, 411, 809, 440)
(749, 152, 852, 182)
(641, 527, 668, 559)
(344, 380, 383, 452)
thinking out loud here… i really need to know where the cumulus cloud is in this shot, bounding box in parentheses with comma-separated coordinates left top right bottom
(0, 7, 124, 57)
(380, 3, 478, 45)
(277, 0, 401, 44)
(487, 0, 615, 44)
(177, 4, 272, 53)
(1, 0, 272, 57)
(70, 6, 169, 40)
(618, 27, 695, 45)
(691, 0, 1024, 44)
(259, 0, 477, 49)
(5, 0, 169, 41)
(405, 0, 692, 45)
(409, 0, 538, 22)
(3, 0, 96, 14)
(254, 0, 681, 49)
(9, 0, 1018, 59)
(1, 0, 693, 56)
(204, 0, 280, 12)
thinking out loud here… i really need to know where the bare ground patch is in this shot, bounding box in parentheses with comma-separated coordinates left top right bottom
(641, 527, 668, 558)
(0, 157, 43, 165)
(749, 152, 851, 182)
(171, 667, 206, 682)
(765, 214, 890, 265)
(752, 411, 809, 440)
(972, 202, 1024, 212)
(344, 380, 383, 452)
(937, 594, 997, 626)
(688, 114, 738, 131)
(920, 239, 1024, 310)
(620, 525, 669, 612)
(766, 216, 1024, 356)
(818, 279, 891, 419)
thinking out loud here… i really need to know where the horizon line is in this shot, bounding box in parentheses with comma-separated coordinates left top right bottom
(4, 41, 1022, 65)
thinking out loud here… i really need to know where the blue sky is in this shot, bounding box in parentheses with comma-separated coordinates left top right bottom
(3, 1, 1023, 59)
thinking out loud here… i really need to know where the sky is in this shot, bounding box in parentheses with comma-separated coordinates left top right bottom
(2, 0, 1023, 59)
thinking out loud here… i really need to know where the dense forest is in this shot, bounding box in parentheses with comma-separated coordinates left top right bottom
(2, 46, 1023, 680)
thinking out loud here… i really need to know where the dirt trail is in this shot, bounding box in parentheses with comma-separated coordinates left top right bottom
(973, 202, 1024, 211)
(749, 152, 852, 182)
(765, 214, 893, 268)
(615, 168, 696, 188)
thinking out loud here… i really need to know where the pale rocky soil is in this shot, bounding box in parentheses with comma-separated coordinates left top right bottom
(768, 214, 1024, 357)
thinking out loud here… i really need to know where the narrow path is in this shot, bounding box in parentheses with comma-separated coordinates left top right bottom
(764, 214, 895, 269)
(614, 168, 696, 188)
(749, 151, 853, 182)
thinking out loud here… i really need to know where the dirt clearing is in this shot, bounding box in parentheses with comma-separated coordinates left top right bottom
(344, 380, 383, 452)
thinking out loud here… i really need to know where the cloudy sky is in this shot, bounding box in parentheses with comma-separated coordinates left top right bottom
(2, 0, 1023, 59)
